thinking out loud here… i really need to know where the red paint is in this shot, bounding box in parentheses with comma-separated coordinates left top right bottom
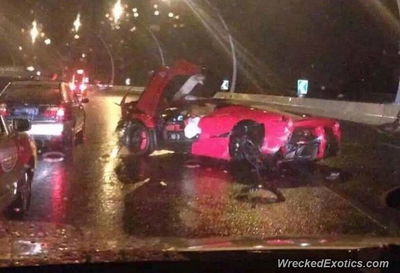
(135, 60, 201, 117)
(125, 60, 341, 162)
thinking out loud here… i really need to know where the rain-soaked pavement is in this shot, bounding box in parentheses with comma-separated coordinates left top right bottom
(1, 91, 400, 265)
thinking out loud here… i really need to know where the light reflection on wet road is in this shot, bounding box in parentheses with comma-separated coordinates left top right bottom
(8, 92, 400, 241)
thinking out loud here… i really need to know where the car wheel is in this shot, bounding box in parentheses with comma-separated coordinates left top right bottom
(62, 130, 75, 158)
(76, 125, 85, 145)
(229, 120, 265, 168)
(9, 170, 32, 216)
(122, 121, 155, 156)
(63, 132, 74, 147)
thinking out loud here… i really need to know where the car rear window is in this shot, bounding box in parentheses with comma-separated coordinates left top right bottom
(0, 85, 62, 105)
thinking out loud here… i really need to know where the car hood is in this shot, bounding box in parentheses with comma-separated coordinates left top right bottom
(1, 221, 399, 267)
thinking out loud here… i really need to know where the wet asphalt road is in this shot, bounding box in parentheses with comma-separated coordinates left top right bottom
(5, 91, 400, 242)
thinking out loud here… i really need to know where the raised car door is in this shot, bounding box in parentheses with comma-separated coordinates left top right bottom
(0, 117, 18, 204)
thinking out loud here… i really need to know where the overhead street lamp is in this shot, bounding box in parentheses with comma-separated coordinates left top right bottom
(30, 20, 39, 44)
(97, 34, 115, 85)
(112, 0, 124, 24)
(73, 13, 82, 32)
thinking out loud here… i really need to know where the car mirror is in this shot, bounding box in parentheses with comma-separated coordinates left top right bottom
(13, 119, 31, 132)
(81, 98, 89, 104)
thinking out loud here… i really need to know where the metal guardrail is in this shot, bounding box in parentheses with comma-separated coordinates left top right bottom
(215, 92, 400, 125)
(102, 85, 144, 93)
(107, 85, 400, 125)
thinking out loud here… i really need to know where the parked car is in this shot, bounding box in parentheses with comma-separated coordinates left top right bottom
(117, 60, 341, 168)
(0, 116, 36, 215)
(0, 81, 88, 153)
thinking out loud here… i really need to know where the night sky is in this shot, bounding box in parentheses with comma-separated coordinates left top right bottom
(0, 0, 399, 101)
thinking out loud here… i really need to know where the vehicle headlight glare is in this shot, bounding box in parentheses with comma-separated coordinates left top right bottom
(184, 117, 201, 139)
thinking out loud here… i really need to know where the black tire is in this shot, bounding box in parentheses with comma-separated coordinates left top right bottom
(63, 130, 75, 148)
(229, 120, 265, 167)
(61, 130, 76, 159)
(122, 121, 155, 156)
(76, 124, 85, 145)
(9, 170, 32, 216)
(77, 116, 87, 145)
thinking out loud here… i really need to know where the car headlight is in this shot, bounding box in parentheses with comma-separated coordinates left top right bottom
(184, 117, 202, 139)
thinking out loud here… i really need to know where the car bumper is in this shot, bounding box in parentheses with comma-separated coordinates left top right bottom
(26, 123, 72, 150)
(283, 128, 340, 161)
(27, 123, 64, 136)
(284, 140, 320, 161)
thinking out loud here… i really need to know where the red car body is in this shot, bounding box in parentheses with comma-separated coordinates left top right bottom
(119, 60, 341, 163)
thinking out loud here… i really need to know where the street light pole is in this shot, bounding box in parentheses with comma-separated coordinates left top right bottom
(148, 28, 166, 66)
(203, 0, 237, 93)
(97, 34, 115, 85)
(217, 12, 237, 93)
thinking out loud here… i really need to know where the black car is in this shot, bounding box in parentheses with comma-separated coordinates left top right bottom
(0, 81, 88, 152)
(0, 115, 36, 215)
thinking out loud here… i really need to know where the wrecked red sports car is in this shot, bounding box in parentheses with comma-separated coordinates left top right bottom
(117, 60, 341, 167)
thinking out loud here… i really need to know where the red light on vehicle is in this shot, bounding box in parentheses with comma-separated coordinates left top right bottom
(56, 108, 65, 119)
(0, 104, 9, 116)
(76, 69, 84, 75)
(79, 83, 87, 91)
(69, 82, 76, 90)
(42, 107, 66, 121)
(43, 107, 56, 118)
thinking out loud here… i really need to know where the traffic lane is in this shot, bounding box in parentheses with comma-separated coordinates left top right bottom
(323, 121, 400, 227)
(242, 100, 400, 228)
(24, 93, 124, 229)
(119, 154, 386, 238)
(85, 93, 394, 236)
(16, 92, 388, 241)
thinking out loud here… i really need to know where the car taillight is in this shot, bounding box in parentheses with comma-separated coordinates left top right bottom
(43, 107, 58, 118)
(43, 107, 68, 121)
(69, 82, 76, 90)
(0, 104, 9, 116)
(56, 108, 65, 120)
(79, 83, 87, 91)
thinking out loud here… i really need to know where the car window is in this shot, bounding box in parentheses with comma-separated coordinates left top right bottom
(0, 85, 62, 105)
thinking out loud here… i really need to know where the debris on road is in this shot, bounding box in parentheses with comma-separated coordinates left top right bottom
(325, 171, 341, 181)
(149, 150, 175, 157)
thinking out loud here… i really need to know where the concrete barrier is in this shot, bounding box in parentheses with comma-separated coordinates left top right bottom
(108, 86, 145, 93)
(215, 92, 400, 125)
(105, 85, 400, 125)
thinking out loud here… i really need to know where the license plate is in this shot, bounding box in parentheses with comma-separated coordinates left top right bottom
(14, 108, 39, 116)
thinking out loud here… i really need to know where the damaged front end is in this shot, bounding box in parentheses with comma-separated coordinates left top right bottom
(284, 128, 320, 161)
(283, 126, 340, 161)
